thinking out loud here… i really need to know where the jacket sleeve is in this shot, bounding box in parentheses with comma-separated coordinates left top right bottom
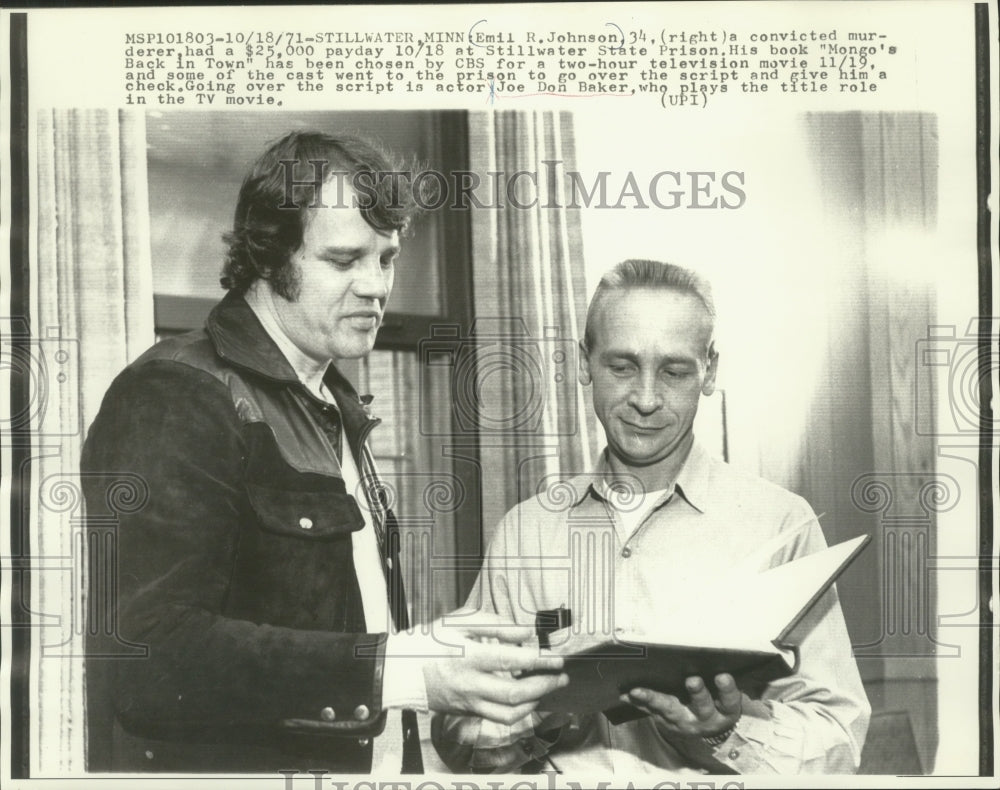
(81, 360, 388, 738)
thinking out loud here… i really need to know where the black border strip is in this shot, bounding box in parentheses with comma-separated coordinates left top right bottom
(8, 10, 32, 781)
(974, 1, 994, 778)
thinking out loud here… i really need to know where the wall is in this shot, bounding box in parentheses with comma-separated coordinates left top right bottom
(572, 106, 980, 773)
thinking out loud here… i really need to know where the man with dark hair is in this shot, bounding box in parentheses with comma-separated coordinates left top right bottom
(81, 131, 566, 774)
(219, 131, 417, 298)
(434, 259, 870, 775)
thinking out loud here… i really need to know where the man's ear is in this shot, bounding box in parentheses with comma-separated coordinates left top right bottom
(578, 341, 592, 386)
(702, 344, 719, 396)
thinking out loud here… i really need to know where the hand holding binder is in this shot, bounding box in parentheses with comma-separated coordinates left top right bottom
(533, 532, 871, 721)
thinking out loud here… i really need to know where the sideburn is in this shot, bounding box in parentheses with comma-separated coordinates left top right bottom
(268, 260, 302, 302)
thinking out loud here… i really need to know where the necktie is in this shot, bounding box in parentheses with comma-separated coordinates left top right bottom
(357, 443, 388, 557)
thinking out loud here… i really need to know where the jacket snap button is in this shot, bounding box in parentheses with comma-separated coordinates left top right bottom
(299, 517, 313, 530)
(386, 557, 393, 569)
(621, 546, 632, 558)
(358, 738, 370, 747)
(353, 704, 370, 721)
(320, 706, 336, 721)
(144, 750, 154, 760)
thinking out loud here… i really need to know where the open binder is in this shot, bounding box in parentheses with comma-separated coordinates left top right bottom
(536, 531, 870, 721)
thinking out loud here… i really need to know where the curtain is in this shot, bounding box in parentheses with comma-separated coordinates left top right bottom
(798, 111, 940, 772)
(33, 109, 154, 773)
(467, 111, 600, 541)
(856, 112, 942, 771)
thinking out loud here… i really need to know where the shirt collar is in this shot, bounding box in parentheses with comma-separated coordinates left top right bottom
(576, 440, 712, 514)
(672, 440, 710, 513)
(244, 290, 331, 402)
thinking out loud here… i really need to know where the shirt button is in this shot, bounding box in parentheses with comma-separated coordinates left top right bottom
(299, 517, 313, 530)
(353, 704, 370, 721)
(621, 546, 632, 558)
(729, 748, 740, 760)
(319, 706, 336, 722)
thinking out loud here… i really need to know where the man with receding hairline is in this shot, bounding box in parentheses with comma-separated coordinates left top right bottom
(434, 259, 870, 775)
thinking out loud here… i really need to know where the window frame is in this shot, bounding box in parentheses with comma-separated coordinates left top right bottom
(152, 111, 484, 607)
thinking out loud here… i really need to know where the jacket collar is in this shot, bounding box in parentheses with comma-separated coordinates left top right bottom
(207, 290, 300, 385)
(206, 291, 378, 451)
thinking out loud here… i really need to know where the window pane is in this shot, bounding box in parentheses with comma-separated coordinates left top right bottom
(146, 110, 442, 315)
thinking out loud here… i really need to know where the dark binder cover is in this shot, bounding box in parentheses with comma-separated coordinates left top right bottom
(538, 640, 798, 721)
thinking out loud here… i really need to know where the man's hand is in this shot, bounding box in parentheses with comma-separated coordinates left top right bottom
(419, 614, 568, 725)
(622, 673, 743, 742)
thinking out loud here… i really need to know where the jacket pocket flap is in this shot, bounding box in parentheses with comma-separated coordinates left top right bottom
(247, 484, 365, 538)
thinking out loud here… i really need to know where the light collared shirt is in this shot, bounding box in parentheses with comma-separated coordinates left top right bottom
(465, 441, 871, 776)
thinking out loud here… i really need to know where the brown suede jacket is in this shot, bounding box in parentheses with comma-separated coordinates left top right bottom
(81, 291, 420, 773)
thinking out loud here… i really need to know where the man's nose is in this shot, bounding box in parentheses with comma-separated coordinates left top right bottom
(353, 256, 390, 300)
(628, 373, 662, 413)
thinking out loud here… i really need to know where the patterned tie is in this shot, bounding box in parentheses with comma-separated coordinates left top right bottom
(357, 442, 388, 559)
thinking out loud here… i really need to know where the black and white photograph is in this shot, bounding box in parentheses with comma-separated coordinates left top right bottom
(1, 2, 996, 788)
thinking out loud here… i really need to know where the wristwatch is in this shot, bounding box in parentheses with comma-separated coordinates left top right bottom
(702, 718, 740, 747)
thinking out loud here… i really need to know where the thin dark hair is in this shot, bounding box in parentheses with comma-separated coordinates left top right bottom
(220, 130, 421, 297)
(582, 259, 717, 353)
